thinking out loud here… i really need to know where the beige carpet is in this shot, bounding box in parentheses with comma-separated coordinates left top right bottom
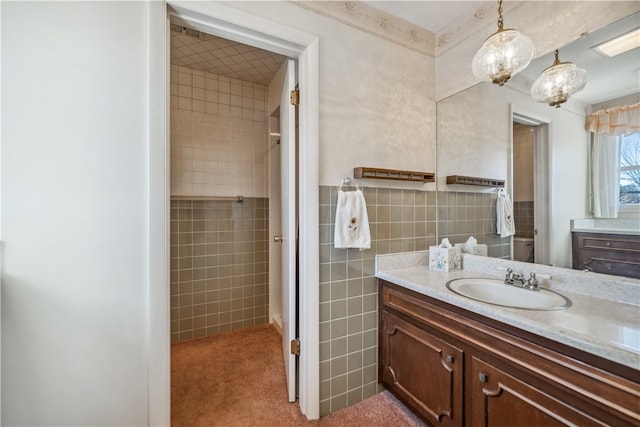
(171, 324, 425, 426)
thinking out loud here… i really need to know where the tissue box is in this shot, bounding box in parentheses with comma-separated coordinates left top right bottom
(429, 246, 461, 272)
(472, 244, 488, 256)
(455, 243, 488, 256)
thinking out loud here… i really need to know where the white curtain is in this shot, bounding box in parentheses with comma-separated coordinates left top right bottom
(586, 103, 639, 218)
(586, 103, 640, 136)
(591, 133, 620, 218)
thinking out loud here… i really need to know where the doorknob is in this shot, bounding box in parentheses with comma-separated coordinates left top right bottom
(274, 235, 284, 243)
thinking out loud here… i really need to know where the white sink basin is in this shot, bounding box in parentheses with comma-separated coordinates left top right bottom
(446, 278, 571, 310)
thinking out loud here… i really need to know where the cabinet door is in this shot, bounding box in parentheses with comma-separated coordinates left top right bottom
(470, 357, 605, 427)
(380, 311, 463, 427)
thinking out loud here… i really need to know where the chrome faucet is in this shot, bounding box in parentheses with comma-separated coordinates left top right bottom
(526, 272, 540, 290)
(504, 268, 540, 291)
(504, 268, 524, 285)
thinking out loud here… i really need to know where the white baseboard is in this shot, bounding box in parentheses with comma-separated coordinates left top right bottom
(272, 314, 283, 336)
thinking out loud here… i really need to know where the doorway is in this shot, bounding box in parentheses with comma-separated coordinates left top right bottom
(512, 113, 550, 265)
(168, 12, 303, 405)
(168, 22, 287, 341)
(153, 2, 321, 421)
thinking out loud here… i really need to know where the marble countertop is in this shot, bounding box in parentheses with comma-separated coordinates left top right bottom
(571, 218, 640, 235)
(375, 252, 640, 371)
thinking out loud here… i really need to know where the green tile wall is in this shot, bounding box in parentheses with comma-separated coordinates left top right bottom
(170, 197, 269, 342)
(514, 201, 535, 238)
(436, 191, 511, 258)
(318, 186, 438, 415)
(319, 185, 508, 415)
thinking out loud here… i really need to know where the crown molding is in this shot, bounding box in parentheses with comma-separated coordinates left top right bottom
(292, 0, 435, 57)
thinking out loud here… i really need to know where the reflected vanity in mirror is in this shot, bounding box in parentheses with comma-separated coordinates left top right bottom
(435, 11, 640, 278)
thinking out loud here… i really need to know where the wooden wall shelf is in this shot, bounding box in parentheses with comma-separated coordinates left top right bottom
(354, 167, 435, 182)
(446, 175, 505, 187)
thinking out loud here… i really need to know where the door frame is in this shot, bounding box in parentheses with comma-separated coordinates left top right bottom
(511, 106, 552, 265)
(148, 2, 320, 423)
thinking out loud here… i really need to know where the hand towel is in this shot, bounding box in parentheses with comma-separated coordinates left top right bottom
(496, 190, 515, 238)
(334, 189, 371, 250)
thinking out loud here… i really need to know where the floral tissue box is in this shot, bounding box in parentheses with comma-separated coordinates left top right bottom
(429, 246, 462, 272)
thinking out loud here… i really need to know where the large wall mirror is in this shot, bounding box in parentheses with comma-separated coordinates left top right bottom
(436, 11, 640, 273)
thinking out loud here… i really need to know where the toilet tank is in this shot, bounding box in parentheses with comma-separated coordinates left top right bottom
(514, 237, 535, 263)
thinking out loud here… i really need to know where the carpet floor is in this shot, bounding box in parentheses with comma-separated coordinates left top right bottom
(171, 324, 426, 427)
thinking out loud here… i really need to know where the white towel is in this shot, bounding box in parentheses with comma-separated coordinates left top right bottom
(334, 189, 371, 250)
(496, 189, 515, 238)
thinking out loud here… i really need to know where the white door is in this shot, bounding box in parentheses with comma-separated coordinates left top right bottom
(280, 59, 297, 402)
(533, 123, 550, 265)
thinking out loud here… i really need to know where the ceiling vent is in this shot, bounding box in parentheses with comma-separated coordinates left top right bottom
(170, 23, 206, 40)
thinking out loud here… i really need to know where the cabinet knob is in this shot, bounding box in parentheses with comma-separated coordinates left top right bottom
(606, 242, 611, 247)
(478, 373, 488, 382)
(446, 355, 454, 363)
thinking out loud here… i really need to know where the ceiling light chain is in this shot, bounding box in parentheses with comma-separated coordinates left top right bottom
(471, 0, 534, 86)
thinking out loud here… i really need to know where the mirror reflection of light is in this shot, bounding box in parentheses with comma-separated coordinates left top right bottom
(549, 311, 640, 353)
(592, 27, 640, 57)
(619, 325, 640, 352)
(530, 50, 587, 108)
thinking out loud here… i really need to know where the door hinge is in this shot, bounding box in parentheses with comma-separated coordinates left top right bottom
(290, 338, 300, 355)
(290, 89, 300, 106)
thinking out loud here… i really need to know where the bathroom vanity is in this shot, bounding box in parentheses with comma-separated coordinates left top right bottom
(571, 231, 640, 279)
(376, 252, 640, 427)
(571, 219, 640, 279)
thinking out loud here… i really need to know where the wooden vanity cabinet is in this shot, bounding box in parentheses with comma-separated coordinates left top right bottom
(380, 310, 464, 426)
(470, 357, 613, 427)
(379, 280, 640, 427)
(572, 231, 640, 279)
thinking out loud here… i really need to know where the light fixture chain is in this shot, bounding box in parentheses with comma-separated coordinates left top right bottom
(472, 0, 534, 86)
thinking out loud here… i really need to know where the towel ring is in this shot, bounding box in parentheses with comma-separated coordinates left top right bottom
(340, 177, 359, 191)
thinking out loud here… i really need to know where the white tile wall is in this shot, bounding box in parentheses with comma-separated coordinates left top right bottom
(170, 65, 269, 198)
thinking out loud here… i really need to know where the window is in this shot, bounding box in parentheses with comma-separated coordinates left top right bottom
(619, 132, 640, 206)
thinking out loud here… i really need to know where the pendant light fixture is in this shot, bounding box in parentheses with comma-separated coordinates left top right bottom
(472, 0, 534, 86)
(530, 50, 587, 108)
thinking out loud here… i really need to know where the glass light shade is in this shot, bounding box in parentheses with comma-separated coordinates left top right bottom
(531, 55, 587, 108)
(472, 29, 534, 86)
